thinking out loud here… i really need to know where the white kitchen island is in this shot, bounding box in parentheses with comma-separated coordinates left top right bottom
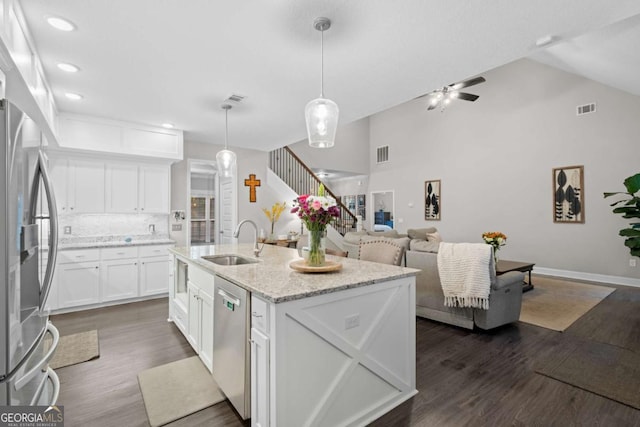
(169, 243, 418, 427)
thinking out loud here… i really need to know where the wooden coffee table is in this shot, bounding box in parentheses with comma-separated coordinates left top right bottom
(496, 260, 535, 292)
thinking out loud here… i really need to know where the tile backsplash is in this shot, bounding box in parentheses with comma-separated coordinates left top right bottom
(58, 214, 170, 243)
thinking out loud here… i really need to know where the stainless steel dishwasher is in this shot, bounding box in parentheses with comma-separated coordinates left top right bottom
(212, 276, 250, 420)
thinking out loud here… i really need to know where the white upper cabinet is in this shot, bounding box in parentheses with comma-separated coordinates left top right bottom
(58, 113, 183, 160)
(70, 159, 106, 213)
(139, 165, 170, 213)
(105, 163, 139, 213)
(50, 157, 105, 214)
(105, 163, 170, 214)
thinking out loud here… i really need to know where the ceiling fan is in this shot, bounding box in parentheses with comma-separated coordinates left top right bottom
(420, 76, 486, 111)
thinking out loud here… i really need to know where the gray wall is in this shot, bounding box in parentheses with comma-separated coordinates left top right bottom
(368, 59, 640, 279)
(290, 117, 370, 175)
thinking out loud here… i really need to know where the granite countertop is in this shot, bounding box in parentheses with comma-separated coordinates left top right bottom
(170, 243, 418, 303)
(58, 238, 176, 250)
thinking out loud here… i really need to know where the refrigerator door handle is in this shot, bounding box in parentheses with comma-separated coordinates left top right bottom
(29, 150, 59, 309)
(29, 367, 60, 406)
(14, 322, 60, 391)
(46, 367, 60, 405)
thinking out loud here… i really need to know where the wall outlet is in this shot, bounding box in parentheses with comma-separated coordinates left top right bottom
(630, 259, 637, 268)
(63, 226, 72, 235)
(345, 314, 360, 330)
(172, 224, 182, 231)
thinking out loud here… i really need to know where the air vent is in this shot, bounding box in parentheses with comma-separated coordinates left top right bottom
(225, 94, 246, 103)
(376, 146, 389, 164)
(577, 103, 596, 116)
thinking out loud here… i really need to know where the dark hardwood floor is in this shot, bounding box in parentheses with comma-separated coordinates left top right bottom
(51, 283, 640, 427)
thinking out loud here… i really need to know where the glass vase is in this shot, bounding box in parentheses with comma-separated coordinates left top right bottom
(493, 247, 499, 268)
(307, 228, 326, 266)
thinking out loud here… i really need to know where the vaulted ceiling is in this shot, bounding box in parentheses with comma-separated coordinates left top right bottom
(18, 1, 640, 151)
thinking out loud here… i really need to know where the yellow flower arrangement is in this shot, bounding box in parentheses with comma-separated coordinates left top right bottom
(263, 201, 287, 236)
(482, 231, 507, 264)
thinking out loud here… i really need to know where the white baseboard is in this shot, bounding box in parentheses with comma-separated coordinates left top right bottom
(534, 267, 640, 288)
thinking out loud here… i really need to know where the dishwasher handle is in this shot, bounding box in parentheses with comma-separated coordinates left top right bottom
(218, 289, 241, 310)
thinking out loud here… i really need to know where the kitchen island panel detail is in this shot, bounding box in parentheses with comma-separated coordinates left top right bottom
(271, 278, 416, 427)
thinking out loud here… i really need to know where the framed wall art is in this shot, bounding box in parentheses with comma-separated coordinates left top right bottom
(553, 165, 584, 223)
(425, 180, 441, 220)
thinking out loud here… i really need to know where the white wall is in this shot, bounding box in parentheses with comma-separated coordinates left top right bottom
(289, 117, 370, 175)
(368, 59, 640, 280)
(170, 141, 299, 246)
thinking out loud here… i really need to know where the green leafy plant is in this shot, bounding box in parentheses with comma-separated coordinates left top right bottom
(604, 173, 640, 257)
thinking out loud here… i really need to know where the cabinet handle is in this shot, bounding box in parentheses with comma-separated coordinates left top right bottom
(62, 207, 65, 210)
(75, 255, 85, 259)
(116, 252, 125, 255)
(141, 208, 145, 211)
(70, 206, 74, 210)
(95, 266, 99, 269)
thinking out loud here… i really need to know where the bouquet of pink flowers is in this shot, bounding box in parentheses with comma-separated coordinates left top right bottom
(290, 184, 340, 231)
(291, 184, 340, 266)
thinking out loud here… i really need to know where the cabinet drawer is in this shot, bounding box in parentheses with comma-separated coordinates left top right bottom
(251, 295, 269, 334)
(102, 247, 138, 260)
(139, 245, 173, 258)
(58, 249, 100, 264)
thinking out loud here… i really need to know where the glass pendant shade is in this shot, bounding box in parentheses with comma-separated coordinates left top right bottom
(305, 97, 339, 148)
(216, 149, 236, 178)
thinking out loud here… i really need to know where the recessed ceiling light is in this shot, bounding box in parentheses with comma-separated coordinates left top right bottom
(161, 123, 174, 129)
(57, 63, 80, 73)
(47, 16, 76, 32)
(65, 92, 83, 100)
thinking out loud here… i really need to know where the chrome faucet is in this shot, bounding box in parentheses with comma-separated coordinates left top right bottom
(233, 219, 264, 257)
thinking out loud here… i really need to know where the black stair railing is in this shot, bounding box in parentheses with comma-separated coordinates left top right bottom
(269, 146, 357, 235)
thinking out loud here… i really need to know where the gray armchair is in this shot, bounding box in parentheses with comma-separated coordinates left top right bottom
(406, 248, 523, 330)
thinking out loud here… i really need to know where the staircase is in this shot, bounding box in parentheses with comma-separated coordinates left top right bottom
(268, 146, 357, 235)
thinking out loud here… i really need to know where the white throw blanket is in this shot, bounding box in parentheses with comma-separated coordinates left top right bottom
(437, 242, 492, 309)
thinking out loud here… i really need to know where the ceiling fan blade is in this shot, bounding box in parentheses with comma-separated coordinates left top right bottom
(456, 92, 479, 102)
(449, 76, 486, 91)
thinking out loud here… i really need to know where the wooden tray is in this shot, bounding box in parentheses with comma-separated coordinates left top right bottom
(289, 259, 343, 273)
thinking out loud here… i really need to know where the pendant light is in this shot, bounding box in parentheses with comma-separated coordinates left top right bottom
(305, 17, 339, 148)
(216, 104, 237, 178)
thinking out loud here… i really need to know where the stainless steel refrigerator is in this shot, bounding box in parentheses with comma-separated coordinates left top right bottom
(0, 99, 60, 406)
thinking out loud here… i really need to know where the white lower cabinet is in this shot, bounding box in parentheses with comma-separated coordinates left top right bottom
(251, 327, 270, 427)
(187, 282, 200, 349)
(101, 258, 138, 301)
(251, 295, 270, 427)
(199, 289, 214, 370)
(140, 245, 173, 297)
(57, 261, 100, 309)
(54, 244, 173, 311)
(186, 266, 215, 372)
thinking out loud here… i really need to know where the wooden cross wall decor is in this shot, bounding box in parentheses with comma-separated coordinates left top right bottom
(244, 174, 261, 203)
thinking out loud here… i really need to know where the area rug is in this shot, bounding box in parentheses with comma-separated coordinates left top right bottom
(519, 276, 615, 331)
(536, 338, 640, 409)
(137, 356, 225, 427)
(47, 329, 100, 369)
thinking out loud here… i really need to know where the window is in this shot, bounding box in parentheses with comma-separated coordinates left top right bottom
(190, 196, 215, 244)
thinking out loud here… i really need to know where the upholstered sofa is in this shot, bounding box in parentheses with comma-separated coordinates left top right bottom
(405, 228, 524, 330)
(342, 230, 410, 260)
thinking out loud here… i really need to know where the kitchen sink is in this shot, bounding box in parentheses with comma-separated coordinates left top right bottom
(201, 255, 259, 266)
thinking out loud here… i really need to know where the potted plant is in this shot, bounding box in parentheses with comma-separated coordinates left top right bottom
(604, 173, 640, 257)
